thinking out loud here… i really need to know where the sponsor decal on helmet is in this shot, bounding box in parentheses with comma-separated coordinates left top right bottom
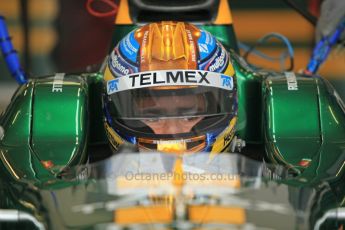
(140, 31, 150, 64)
(211, 117, 237, 153)
(104, 122, 123, 151)
(221, 75, 233, 88)
(119, 31, 139, 63)
(108, 49, 138, 78)
(108, 79, 119, 92)
(186, 29, 197, 62)
(107, 70, 233, 94)
(209, 49, 227, 72)
(197, 30, 217, 61)
(199, 44, 229, 73)
(157, 140, 187, 153)
(223, 126, 235, 147)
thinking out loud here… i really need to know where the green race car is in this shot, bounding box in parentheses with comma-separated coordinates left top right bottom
(0, 0, 345, 229)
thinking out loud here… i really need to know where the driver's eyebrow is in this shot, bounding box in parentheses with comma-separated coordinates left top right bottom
(139, 108, 166, 116)
(177, 107, 199, 115)
(139, 106, 201, 117)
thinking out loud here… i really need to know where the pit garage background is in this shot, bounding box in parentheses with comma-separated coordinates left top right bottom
(1, 0, 345, 113)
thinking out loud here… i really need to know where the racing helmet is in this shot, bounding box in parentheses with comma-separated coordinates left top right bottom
(103, 21, 237, 154)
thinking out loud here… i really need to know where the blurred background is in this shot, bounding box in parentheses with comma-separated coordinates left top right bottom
(1, 0, 345, 113)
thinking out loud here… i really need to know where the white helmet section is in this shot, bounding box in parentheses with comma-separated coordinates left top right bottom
(107, 70, 234, 95)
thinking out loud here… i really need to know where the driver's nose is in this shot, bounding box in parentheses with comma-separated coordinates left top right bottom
(143, 117, 202, 135)
(162, 119, 186, 134)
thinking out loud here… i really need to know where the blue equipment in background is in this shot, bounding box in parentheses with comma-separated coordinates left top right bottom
(0, 16, 28, 84)
(306, 17, 345, 75)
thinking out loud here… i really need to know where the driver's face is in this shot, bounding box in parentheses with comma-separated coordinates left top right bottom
(136, 94, 205, 134)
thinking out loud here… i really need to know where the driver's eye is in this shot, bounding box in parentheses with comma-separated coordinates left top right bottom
(182, 117, 199, 122)
(144, 118, 160, 123)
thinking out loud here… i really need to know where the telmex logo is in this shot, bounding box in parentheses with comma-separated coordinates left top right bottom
(107, 70, 233, 95)
(129, 71, 210, 87)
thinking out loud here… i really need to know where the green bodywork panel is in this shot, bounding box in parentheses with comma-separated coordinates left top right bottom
(263, 74, 345, 186)
(231, 54, 263, 143)
(0, 75, 90, 185)
(32, 76, 88, 172)
(264, 76, 321, 167)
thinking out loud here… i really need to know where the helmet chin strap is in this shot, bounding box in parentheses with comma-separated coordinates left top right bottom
(229, 136, 246, 153)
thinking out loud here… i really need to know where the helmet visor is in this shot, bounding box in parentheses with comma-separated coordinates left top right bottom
(108, 86, 236, 120)
(106, 70, 236, 120)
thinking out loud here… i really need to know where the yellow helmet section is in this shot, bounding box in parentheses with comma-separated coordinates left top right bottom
(104, 122, 124, 150)
(211, 116, 237, 153)
(104, 65, 114, 82)
(224, 57, 235, 77)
